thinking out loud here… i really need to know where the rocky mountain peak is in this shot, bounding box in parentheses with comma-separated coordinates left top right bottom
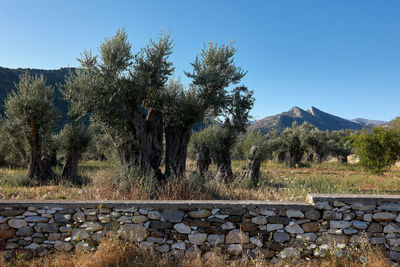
(248, 106, 367, 135)
(307, 106, 321, 116)
(288, 106, 306, 117)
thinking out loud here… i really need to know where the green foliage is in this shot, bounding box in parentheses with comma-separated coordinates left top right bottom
(202, 124, 234, 159)
(4, 73, 59, 141)
(74, 30, 135, 145)
(390, 117, 400, 135)
(186, 41, 254, 178)
(132, 32, 175, 110)
(163, 79, 202, 129)
(58, 72, 91, 157)
(57, 122, 91, 155)
(3, 72, 59, 182)
(0, 118, 28, 166)
(83, 121, 115, 161)
(221, 85, 254, 132)
(70, 29, 253, 183)
(262, 122, 357, 167)
(302, 126, 329, 163)
(74, 29, 174, 162)
(276, 122, 307, 167)
(0, 67, 73, 130)
(232, 131, 269, 161)
(189, 124, 230, 160)
(352, 127, 400, 174)
(185, 41, 246, 116)
(328, 130, 354, 162)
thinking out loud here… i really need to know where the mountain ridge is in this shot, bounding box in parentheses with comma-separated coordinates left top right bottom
(248, 106, 386, 135)
(351, 118, 388, 127)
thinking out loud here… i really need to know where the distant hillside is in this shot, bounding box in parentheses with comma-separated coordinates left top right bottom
(352, 118, 388, 127)
(0, 67, 75, 129)
(248, 106, 365, 134)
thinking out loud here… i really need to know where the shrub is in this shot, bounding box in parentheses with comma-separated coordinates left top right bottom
(352, 127, 400, 174)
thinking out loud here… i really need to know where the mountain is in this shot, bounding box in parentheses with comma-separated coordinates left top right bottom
(248, 106, 365, 135)
(352, 118, 388, 127)
(0, 66, 75, 129)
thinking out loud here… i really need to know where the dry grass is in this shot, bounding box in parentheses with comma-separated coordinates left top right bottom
(1, 238, 394, 267)
(1, 160, 400, 202)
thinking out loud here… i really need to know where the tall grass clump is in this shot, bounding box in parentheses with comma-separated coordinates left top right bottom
(113, 166, 157, 196)
(0, 170, 33, 187)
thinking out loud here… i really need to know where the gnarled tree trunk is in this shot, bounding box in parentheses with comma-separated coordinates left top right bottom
(140, 109, 165, 182)
(289, 145, 303, 167)
(276, 152, 285, 163)
(241, 146, 261, 187)
(99, 154, 107, 161)
(305, 152, 314, 163)
(61, 148, 80, 180)
(165, 125, 192, 179)
(337, 155, 348, 163)
(116, 107, 165, 182)
(315, 153, 324, 164)
(214, 147, 233, 183)
(28, 122, 54, 183)
(196, 144, 211, 178)
(50, 148, 58, 167)
(0, 157, 7, 168)
(117, 141, 140, 168)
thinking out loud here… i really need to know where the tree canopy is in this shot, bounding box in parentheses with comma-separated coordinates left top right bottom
(352, 127, 400, 174)
(4, 73, 59, 181)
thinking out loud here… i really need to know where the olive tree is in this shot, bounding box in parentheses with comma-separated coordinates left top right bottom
(265, 130, 286, 163)
(352, 127, 400, 174)
(239, 131, 269, 187)
(279, 122, 306, 167)
(84, 121, 114, 161)
(189, 128, 212, 177)
(191, 124, 235, 181)
(57, 73, 92, 180)
(72, 30, 174, 181)
(72, 30, 251, 182)
(302, 124, 330, 163)
(328, 130, 353, 163)
(4, 73, 59, 182)
(190, 85, 254, 182)
(163, 41, 251, 180)
(163, 79, 202, 178)
(390, 117, 400, 135)
(58, 122, 90, 180)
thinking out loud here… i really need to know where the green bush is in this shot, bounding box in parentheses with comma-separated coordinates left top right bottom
(352, 127, 400, 174)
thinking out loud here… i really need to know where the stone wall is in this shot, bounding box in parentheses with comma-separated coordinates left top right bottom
(1, 194, 400, 262)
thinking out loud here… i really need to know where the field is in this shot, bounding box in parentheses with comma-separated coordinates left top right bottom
(1, 160, 399, 202)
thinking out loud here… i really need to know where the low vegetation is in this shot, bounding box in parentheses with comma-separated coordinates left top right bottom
(1, 160, 400, 202)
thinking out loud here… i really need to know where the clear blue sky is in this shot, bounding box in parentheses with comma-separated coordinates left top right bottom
(1, 0, 399, 121)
